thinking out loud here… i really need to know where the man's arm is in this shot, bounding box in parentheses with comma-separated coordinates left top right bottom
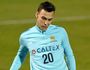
(62, 28, 76, 70)
(10, 35, 28, 70)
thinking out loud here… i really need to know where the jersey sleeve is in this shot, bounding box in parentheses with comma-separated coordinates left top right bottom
(61, 28, 76, 70)
(10, 35, 28, 70)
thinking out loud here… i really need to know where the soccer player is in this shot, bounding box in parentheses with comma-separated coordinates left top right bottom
(10, 1, 76, 70)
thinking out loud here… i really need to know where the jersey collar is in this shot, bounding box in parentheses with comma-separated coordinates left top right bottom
(35, 25, 46, 33)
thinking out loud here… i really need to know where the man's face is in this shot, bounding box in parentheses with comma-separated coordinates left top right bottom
(36, 9, 55, 31)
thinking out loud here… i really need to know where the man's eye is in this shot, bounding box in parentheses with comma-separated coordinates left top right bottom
(48, 18, 52, 21)
(41, 17, 47, 20)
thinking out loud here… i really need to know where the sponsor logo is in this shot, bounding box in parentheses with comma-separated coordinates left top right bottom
(32, 49, 36, 54)
(31, 44, 60, 55)
(50, 35, 55, 42)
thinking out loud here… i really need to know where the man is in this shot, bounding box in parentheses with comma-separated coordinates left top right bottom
(10, 1, 76, 70)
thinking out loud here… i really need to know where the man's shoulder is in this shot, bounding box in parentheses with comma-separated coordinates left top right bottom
(20, 26, 36, 39)
(49, 25, 67, 37)
(49, 24, 65, 31)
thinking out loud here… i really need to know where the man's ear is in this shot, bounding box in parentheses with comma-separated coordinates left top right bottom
(35, 12, 39, 18)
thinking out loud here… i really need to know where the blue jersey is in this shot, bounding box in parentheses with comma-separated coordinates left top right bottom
(10, 25, 76, 70)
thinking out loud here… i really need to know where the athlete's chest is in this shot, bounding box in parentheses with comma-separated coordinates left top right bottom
(25, 31, 63, 54)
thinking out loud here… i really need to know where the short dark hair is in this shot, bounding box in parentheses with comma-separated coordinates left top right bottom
(37, 1, 55, 12)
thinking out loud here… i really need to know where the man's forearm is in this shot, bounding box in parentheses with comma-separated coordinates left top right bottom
(10, 55, 22, 70)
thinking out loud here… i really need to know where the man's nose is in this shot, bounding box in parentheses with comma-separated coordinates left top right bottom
(44, 20, 50, 26)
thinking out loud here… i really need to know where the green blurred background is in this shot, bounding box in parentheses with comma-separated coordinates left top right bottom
(0, 0, 90, 70)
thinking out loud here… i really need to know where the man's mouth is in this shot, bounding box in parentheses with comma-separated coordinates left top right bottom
(42, 26, 48, 28)
(41, 25, 48, 29)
